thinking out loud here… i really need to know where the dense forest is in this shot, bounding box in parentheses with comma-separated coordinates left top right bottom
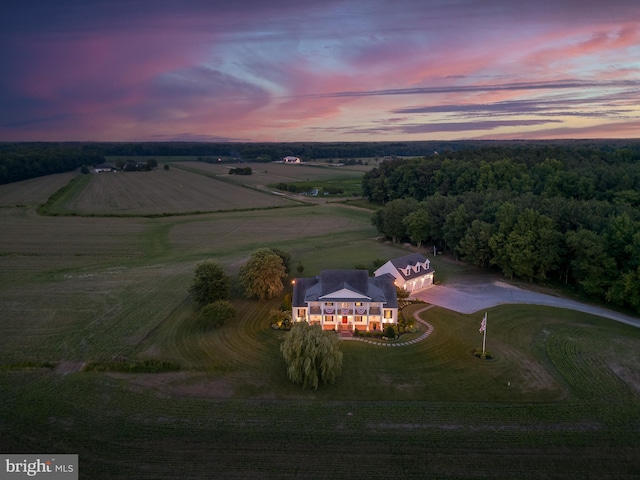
(363, 143, 640, 313)
(0, 143, 105, 184)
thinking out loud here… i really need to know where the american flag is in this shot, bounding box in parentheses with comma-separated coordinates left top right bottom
(479, 313, 487, 332)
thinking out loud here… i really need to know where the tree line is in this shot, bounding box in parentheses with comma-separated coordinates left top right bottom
(4, 140, 640, 184)
(0, 144, 105, 184)
(364, 143, 640, 313)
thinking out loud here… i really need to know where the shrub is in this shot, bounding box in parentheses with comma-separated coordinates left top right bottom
(384, 325, 396, 339)
(197, 300, 236, 329)
(85, 359, 181, 373)
(268, 309, 292, 330)
(473, 348, 494, 360)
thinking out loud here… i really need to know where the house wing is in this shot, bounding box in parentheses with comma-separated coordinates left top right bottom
(388, 253, 434, 281)
(373, 274, 398, 308)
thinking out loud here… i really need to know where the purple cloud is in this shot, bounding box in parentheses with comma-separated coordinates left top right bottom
(0, 0, 639, 141)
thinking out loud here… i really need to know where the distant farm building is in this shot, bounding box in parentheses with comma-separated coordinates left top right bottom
(283, 156, 301, 163)
(93, 163, 115, 173)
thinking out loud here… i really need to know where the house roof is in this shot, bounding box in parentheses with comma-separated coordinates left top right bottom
(387, 253, 434, 281)
(292, 270, 397, 308)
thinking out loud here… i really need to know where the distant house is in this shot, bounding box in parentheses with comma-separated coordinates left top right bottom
(292, 270, 398, 333)
(283, 156, 301, 163)
(93, 163, 115, 173)
(374, 253, 434, 293)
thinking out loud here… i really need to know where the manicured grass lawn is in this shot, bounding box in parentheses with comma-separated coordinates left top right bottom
(1, 170, 639, 478)
(2, 303, 639, 478)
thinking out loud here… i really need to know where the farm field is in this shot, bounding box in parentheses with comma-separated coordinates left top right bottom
(176, 160, 371, 196)
(44, 166, 301, 215)
(0, 171, 77, 206)
(1, 168, 639, 478)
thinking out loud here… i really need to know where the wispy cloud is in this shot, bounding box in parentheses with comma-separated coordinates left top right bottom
(0, 0, 639, 141)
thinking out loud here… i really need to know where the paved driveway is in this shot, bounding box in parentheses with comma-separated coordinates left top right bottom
(412, 278, 640, 329)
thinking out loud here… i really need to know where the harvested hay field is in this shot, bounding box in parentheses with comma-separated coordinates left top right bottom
(167, 205, 371, 257)
(0, 171, 77, 206)
(179, 161, 370, 186)
(54, 168, 299, 215)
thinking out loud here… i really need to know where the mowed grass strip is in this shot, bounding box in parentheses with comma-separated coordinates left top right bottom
(139, 296, 640, 407)
(47, 168, 298, 215)
(0, 263, 193, 363)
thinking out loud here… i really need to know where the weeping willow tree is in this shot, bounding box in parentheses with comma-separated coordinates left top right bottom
(280, 322, 343, 390)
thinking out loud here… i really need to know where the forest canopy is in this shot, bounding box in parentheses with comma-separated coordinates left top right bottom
(363, 143, 640, 314)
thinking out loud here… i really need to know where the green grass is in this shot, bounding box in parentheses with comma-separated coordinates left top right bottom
(1, 168, 640, 478)
(267, 177, 364, 197)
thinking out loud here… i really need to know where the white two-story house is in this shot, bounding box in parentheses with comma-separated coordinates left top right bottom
(374, 253, 434, 293)
(292, 270, 398, 332)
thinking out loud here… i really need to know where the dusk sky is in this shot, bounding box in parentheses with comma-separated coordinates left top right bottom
(1, 0, 639, 142)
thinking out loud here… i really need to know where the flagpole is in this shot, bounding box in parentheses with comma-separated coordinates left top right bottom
(482, 314, 487, 355)
(479, 312, 487, 355)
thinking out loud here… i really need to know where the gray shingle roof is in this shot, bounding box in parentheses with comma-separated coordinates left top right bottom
(292, 270, 397, 308)
(388, 253, 434, 281)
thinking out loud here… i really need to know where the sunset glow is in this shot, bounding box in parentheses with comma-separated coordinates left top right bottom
(1, 0, 639, 142)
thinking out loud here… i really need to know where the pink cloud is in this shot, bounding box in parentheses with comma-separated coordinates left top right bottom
(2, 0, 640, 142)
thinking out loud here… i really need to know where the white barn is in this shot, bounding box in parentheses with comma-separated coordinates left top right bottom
(283, 156, 301, 163)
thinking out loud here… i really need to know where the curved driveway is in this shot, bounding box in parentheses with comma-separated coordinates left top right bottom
(412, 278, 640, 329)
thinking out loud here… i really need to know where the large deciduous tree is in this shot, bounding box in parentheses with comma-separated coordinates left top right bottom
(189, 261, 232, 305)
(280, 322, 343, 390)
(403, 205, 431, 247)
(239, 248, 288, 300)
(457, 219, 493, 268)
(379, 198, 419, 243)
